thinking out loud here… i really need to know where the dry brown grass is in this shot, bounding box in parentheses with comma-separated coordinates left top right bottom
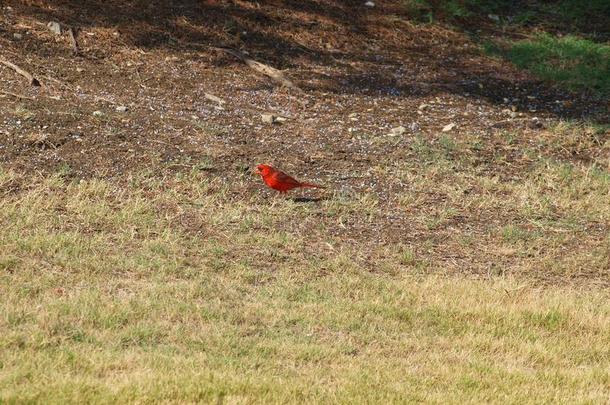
(1, 166, 609, 403)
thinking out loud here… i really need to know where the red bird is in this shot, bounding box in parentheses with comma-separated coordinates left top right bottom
(256, 164, 324, 193)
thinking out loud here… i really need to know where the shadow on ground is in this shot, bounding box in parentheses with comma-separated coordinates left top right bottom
(5, 0, 608, 123)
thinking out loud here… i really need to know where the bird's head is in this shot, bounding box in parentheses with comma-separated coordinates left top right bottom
(255, 164, 273, 176)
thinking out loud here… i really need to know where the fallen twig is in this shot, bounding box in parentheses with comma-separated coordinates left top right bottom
(0, 90, 34, 100)
(204, 92, 225, 104)
(0, 58, 41, 86)
(67, 27, 80, 55)
(212, 47, 300, 90)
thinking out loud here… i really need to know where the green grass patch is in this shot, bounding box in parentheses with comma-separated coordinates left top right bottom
(486, 34, 610, 97)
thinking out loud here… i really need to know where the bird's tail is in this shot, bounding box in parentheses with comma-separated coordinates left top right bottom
(299, 182, 325, 189)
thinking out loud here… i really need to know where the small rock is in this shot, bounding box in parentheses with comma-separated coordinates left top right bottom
(261, 113, 275, 124)
(364, 1, 375, 7)
(76, 67, 84, 73)
(92, 110, 104, 117)
(442, 123, 456, 132)
(115, 105, 128, 113)
(389, 126, 406, 136)
(13, 33, 23, 40)
(418, 103, 430, 111)
(488, 14, 500, 22)
(409, 122, 420, 132)
(502, 109, 517, 118)
(528, 117, 544, 129)
(47, 21, 61, 35)
(532, 117, 542, 126)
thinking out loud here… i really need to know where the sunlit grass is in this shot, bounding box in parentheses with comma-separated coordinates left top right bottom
(2, 118, 610, 403)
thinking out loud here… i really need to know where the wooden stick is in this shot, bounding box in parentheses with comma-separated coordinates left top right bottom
(0, 58, 41, 86)
(212, 47, 300, 90)
(0, 90, 34, 100)
(67, 27, 80, 55)
(204, 92, 225, 104)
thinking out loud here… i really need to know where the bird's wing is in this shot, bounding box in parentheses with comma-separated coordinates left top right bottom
(273, 170, 301, 186)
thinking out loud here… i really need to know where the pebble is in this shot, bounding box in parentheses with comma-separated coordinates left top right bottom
(502, 109, 518, 118)
(92, 110, 104, 117)
(389, 126, 406, 136)
(115, 106, 128, 113)
(47, 21, 61, 35)
(364, 1, 375, 7)
(442, 123, 456, 132)
(261, 113, 276, 124)
(13, 33, 22, 40)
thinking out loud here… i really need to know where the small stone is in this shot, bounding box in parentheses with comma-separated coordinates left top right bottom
(488, 14, 500, 22)
(442, 123, 456, 132)
(364, 1, 375, 7)
(13, 33, 23, 40)
(76, 67, 84, 73)
(528, 117, 543, 129)
(409, 122, 420, 132)
(502, 109, 517, 118)
(261, 113, 275, 124)
(115, 105, 128, 113)
(389, 126, 406, 136)
(47, 21, 61, 35)
(92, 110, 104, 117)
(418, 103, 430, 110)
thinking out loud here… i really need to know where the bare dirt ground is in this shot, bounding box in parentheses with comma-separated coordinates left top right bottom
(1, 0, 609, 283)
